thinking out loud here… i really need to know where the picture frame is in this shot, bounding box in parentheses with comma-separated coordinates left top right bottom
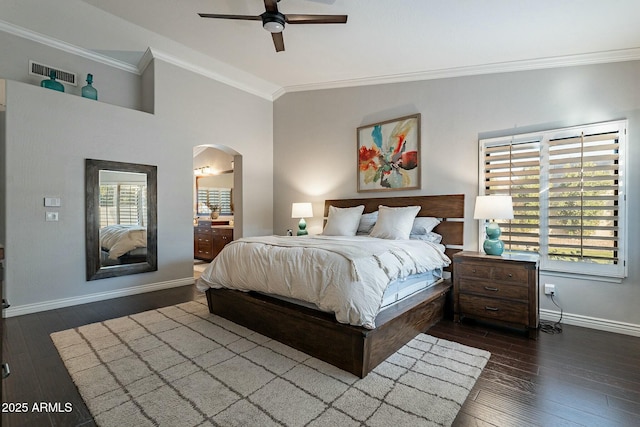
(357, 113, 421, 192)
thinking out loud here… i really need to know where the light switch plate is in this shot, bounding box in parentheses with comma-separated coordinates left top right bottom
(44, 197, 61, 207)
(45, 211, 59, 222)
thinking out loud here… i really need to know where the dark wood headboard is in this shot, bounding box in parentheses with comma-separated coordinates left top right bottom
(324, 194, 465, 271)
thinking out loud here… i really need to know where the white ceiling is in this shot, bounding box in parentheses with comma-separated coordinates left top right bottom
(73, 0, 640, 98)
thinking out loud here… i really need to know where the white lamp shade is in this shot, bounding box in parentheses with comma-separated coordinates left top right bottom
(473, 195, 514, 220)
(291, 202, 313, 219)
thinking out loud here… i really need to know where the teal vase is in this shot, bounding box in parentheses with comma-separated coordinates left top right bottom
(81, 74, 98, 100)
(40, 70, 64, 92)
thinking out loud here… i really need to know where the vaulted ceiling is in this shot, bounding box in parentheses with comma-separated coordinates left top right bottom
(19, 1, 640, 99)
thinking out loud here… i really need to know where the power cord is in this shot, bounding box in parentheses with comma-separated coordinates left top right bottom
(539, 293, 563, 334)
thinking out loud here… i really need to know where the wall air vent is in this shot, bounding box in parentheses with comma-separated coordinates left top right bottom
(29, 60, 77, 86)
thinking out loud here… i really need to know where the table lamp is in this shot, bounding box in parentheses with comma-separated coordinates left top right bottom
(473, 195, 514, 255)
(291, 202, 313, 236)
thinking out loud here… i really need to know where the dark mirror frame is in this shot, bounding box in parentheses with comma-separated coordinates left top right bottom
(85, 159, 158, 281)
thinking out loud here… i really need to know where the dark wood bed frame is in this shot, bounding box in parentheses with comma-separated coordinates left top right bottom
(205, 194, 465, 377)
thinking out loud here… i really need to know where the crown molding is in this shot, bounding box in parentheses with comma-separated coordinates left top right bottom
(0, 19, 140, 74)
(4, 19, 638, 102)
(145, 48, 274, 101)
(0, 20, 276, 101)
(279, 47, 640, 96)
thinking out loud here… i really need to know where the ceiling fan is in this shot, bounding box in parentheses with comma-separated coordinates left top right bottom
(198, 0, 348, 52)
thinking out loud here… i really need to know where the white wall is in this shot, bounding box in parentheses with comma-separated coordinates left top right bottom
(153, 60, 273, 238)
(1, 50, 273, 315)
(274, 61, 640, 333)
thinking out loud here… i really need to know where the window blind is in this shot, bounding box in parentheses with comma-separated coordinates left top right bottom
(547, 131, 621, 265)
(481, 137, 541, 253)
(480, 120, 627, 278)
(99, 184, 147, 227)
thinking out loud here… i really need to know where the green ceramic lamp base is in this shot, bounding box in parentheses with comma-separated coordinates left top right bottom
(483, 221, 505, 255)
(297, 218, 308, 236)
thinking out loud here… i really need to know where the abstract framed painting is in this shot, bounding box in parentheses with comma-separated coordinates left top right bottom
(357, 113, 421, 192)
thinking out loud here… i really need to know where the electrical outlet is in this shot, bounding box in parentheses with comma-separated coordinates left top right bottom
(544, 284, 556, 295)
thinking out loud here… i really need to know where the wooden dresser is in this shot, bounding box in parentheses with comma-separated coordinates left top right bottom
(194, 221, 233, 262)
(453, 251, 539, 339)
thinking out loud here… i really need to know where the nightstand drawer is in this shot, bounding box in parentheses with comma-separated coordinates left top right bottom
(457, 263, 491, 279)
(459, 279, 528, 300)
(457, 262, 528, 284)
(459, 294, 528, 324)
(492, 265, 529, 284)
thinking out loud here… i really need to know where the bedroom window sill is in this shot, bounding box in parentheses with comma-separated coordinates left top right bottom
(540, 269, 623, 284)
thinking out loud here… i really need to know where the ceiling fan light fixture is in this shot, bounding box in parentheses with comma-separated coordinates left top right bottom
(263, 14, 285, 33)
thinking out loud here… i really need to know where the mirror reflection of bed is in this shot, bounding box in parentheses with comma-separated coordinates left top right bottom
(99, 170, 149, 267)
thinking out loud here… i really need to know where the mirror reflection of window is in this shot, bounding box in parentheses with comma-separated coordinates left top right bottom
(99, 171, 148, 227)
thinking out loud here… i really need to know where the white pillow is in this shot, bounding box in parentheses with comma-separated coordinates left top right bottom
(411, 217, 441, 235)
(322, 205, 365, 236)
(357, 211, 378, 234)
(369, 205, 421, 240)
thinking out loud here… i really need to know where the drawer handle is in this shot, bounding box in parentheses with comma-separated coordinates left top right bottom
(484, 306, 499, 312)
(507, 273, 513, 278)
(484, 286, 499, 292)
(472, 269, 477, 273)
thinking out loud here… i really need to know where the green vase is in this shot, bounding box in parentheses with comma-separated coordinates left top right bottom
(40, 70, 64, 92)
(81, 74, 98, 100)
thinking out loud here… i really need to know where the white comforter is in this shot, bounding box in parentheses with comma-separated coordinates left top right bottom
(100, 225, 147, 260)
(196, 235, 450, 329)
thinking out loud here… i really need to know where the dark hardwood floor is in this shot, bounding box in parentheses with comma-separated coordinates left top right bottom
(2, 285, 640, 427)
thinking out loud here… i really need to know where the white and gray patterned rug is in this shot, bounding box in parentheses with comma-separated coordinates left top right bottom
(51, 297, 490, 427)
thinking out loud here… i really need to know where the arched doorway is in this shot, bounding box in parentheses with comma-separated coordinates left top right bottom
(193, 145, 242, 277)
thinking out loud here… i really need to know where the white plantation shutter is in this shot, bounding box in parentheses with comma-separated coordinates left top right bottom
(480, 120, 627, 278)
(481, 136, 541, 253)
(545, 127, 623, 274)
(197, 188, 232, 215)
(99, 185, 117, 227)
(99, 184, 147, 227)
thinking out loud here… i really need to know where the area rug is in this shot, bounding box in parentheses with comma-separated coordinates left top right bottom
(51, 297, 490, 427)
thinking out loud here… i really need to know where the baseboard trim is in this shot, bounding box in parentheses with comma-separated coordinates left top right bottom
(540, 309, 640, 337)
(3, 278, 195, 318)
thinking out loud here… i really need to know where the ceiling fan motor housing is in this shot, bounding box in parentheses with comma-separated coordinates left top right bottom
(262, 12, 285, 33)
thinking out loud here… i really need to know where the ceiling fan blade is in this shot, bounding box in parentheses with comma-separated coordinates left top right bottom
(264, 0, 279, 13)
(285, 14, 348, 24)
(198, 13, 262, 21)
(272, 32, 285, 52)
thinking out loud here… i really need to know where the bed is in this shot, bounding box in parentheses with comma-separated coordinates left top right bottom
(99, 224, 148, 266)
(198, 194, 464, 377)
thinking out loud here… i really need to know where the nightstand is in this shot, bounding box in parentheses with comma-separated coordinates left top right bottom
(453, 251, 539, 339)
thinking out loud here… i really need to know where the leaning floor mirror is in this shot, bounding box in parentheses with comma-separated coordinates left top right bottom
(85, 159, 158, 280)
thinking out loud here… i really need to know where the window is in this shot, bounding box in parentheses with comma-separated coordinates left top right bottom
(479, 120, 627, 278)
(99, 183, 147, 227)
(197, 187, 232, 216)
